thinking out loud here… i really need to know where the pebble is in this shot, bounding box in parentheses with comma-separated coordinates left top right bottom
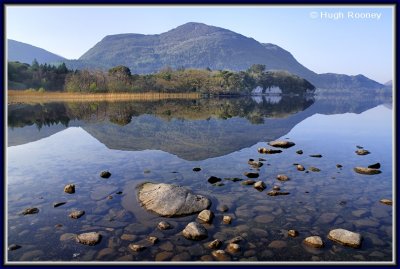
(158, 221, 172, 230)
(223, 216, 232, 224)
(171, 252, 191, 261)
(8, 244, 21, 251)
(303, 236, 324, 248)
(22, 207, 39, 215)
(254, 181, 266, 191)
(76, 232, 101, 246)
(64, 184, 75, 194)
(268, 240, 287, 248)
(53, 202, 67, 208)
(197, 209, 214, 223)
(297, 165, 305, 171)
(288, 230, 299, 237)
(69, 210, 85, 219)
(100, 171, 111, 178)
(155, 251, 174, 261)
(128, 244, 145, 252)
(159, 241, 174, 251)
(355, 149, 370, 155)
(120, 234, 137, 241)
(276, 174, 289, 181)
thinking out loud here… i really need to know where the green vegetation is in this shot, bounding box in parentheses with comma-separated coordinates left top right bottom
(9, 60, 315, 95)
(8, 60, 71, 91)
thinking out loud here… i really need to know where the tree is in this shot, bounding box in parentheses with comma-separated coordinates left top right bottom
(247, 64, 266, 74)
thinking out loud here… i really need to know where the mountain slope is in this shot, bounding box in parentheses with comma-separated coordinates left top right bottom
(79, 22, 383, 90)
(8, 39, 66, 64)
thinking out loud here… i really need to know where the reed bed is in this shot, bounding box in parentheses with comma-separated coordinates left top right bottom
(7, 90, 201, 104)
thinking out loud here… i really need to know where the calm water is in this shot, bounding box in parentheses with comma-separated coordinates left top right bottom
(7, 94, 393, 263)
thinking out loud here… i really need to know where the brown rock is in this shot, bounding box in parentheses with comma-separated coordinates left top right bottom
(223, 216, 232, 224)
(76, 232, 101, 246)
(258, 148, 282, 154)
(241, 179, 256, 185)
(268, 140, 295, 148)
(211, 250, 231, 261)
(288, 230, 299, 237)
(254, 181, 266, 191)
(207, 239, 222, 249)
(120, 234, 136, 241)
(128, 244, 146, 252)
(355, 149, 370, 155)
(354, 167, 381, 175)
(297, 165, 305, 171)
(147, 236, 158, 245)
(268, 240, 287, 248)
(155, 251, 173, 261)
(380, 199, 392, 205)
(276, 174, 289, 181)
(327, 228, 362, 248)
(64, 184, 75, 194)
(197, 209, 214, 223)
(158, 221, 172, 230)
(22, 207, 39, 215)
(226, 243, 240, 254)
(69, 210, 85, 219)
(303, 236, 324, 248)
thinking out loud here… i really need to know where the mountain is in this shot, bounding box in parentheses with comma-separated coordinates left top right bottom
(8, 39, 66, 65)
(384, 80, 392, 87)
(78, 22, 384, 90)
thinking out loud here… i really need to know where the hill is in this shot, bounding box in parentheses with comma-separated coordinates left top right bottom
(8, 39, 66, 64)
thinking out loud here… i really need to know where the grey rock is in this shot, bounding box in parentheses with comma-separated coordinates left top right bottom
(327, 228, 362, 248)
(137, 183, 210, 217)
(8, 244, 21, 251)
(76, 232, 101, 246)
(182, 222, 208, 240)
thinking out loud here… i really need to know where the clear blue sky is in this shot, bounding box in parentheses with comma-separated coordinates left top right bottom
(6, 5, 393, 83)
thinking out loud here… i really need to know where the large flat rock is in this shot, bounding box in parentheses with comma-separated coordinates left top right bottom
(328, 228, 362, 248)
(137, 183, 211, 217)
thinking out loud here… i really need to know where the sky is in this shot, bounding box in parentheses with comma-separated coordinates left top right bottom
(6, 5, 394, 83)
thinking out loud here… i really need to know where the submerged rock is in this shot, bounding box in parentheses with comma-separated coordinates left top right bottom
(368, 163, 381, 169)
(242, 179, 256, 185)
(208, 176, 222, 184)
(268, 140, 295, 148)
(22, 207, 39, 215)
(8, 244, 21, 251)
(258, 148, 282, 154)
(193, 167, 201, 172)
(267, 191, 289, 196)
(309, 154, 322, 158)
(276, 174, 289, 181)
(308, 167, 321, 172)
(76, 232, 101, 246)
(303, 236, 324, 248)
(244, 172, 259, 178)
(147, 236, 158, 245)
(354, 167, 381, 175)
(355, 149, 370, 156)
(158, 221, 172, 230)
(64, 184, 75, 194)
(248, 160, 263, 168)
(197, 209, 214, 223)
(336, 164, 343, 168)
(218, 204, 229, 212)
(224, 177, 243, 182)
(288, 230, 299, 237)
(137, 183, 211, 217)
(128, 244, 146, 252)
(380, 199, 392, 206)
(212, 250, 231, 261)
(53, 202, 67, 208)
(69, 210, 85, 219)
(273, 186, 281, 191)
(327, 229, 362, 248)
(182, 222, 208, 240)
(296, 150, 303, 155)
(100, 171, 111, 178)
(254, 181, 266, 191)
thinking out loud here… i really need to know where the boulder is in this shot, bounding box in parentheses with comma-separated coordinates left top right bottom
(137, 183, 210, 217)
(327, 229, 362, 248)
(182, 222, 208, 240)
(354, 167, 381, 175)
(76, 232, 101, 246)
(268, 140, 295, 148)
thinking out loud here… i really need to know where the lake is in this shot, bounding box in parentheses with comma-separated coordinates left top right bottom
(6, 93, 393, 263)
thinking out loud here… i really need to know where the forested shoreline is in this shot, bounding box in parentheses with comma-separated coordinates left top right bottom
(8, 61, 315, 95)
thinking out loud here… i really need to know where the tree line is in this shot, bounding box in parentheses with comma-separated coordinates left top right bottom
(8, 61, 315, 95)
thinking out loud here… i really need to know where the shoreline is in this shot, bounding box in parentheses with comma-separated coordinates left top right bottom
(7, 90, 202, 104)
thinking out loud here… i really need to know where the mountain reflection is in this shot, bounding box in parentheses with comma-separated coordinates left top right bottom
(7, 94, 391, 160)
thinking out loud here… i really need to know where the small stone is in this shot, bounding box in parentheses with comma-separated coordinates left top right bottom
(309, 154, 322, 158)
(356, 145, 364, 149)
(211, 250, 231, 261)
(241, 179, 256, 185)
(197, 210, 214, 223)
(53, 202, 67, 208)
(182, 222, 208, 240)
(267, 191, 290, 196)
(258, 158, 266, 161)
(226, 243, 240, 254)
(193, 167, 201, 172)
(296, 150, 303, 155)
(276, 174, 289, 181)
(327, 228, 362, 248)
(8, 244, 21, 251)
(116, 191, 123, 195)
(218, 205, 229, 212)
(355, 149, 370, 155)
(254, 181, 266, 191)
(100, 171, 111, 178)
(147, 236, 158, 245)
(248, 160, 263, 168)
(158, 221, 172, 230)
(336, 164, 343, 168)
(223, 216, 232, 224)
(308, 167, 321, 172)
(354, 167, 381, 175)
(213, 182, 224, 187)
(268, 140, 295, 148)
(107, 195, 113, 200)
(76, 232, 101, 246)
(297, 165, 305, 171)
(244, 172, 259, 178)
(303, 236, 324, 248)
(224, 177, 242, 182)
(207, 239, 222, 249)
(258, 148, 282, 154)
(380, 199, 392, 205)
(273, 186, 281, 191)
(64, 184, 75, 194)
(128, 244, 145, 252)
(208, 176, 222, 184)
(268, 240, 287, 248)
(22, 207, 39, 215)
(120, 234, 136, 241)
(368, 163, 381, 169)
(288, 230, 299, 237)
(69, 210, 85, 219)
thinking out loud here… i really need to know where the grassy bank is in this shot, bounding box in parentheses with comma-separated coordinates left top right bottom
(7, 90, 201, 104)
